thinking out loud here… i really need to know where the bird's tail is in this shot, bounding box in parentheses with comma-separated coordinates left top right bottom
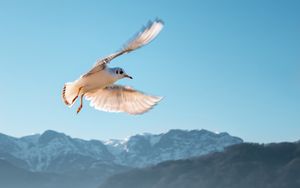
(62, 81, 80, 107)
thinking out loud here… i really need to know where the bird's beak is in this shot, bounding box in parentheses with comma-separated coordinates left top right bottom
(124, 74, 133, 79)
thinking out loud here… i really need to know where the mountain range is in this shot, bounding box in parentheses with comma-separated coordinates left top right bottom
(0, 129, 242, 188)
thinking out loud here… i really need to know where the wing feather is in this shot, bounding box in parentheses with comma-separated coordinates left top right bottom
(82, 19, 164, 78)
(85, 85, 162, 115)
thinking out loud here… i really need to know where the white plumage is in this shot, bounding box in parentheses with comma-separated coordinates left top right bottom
(62, 19, 164, 114)
(85, 85, 162, 115)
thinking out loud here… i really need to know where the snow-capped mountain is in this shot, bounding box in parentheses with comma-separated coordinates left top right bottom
(0, 129, 242, 172)
(104, 129, 243, 167)
(0, 130, 114, 172)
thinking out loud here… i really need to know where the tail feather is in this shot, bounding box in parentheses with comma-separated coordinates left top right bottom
(62, 82, 80, 107)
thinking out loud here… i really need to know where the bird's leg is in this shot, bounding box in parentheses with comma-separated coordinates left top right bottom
(76, 94, 84, 114)
(72, 87, 82, 104)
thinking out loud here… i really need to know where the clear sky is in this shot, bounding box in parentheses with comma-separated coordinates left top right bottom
(0, 0, 299, 143)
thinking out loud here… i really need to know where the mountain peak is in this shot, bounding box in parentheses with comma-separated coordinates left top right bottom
(104, 129, 243, 167)
(42, 130, 64, 135)
(164, 129, 232, 139)
(38, 130, 68, 145)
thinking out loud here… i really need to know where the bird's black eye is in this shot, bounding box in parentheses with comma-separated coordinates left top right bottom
(116, 70, 119, 74)
(120, 70, 123, 74)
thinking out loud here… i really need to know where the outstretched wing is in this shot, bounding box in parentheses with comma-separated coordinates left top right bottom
(85, 85, 162, 115)
(82, 19, 164, 78)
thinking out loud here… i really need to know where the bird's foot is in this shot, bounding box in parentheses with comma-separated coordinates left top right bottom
(76, 105, 82, 114)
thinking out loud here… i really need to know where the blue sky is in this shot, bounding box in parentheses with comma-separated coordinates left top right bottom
(0, 0, 299, 143)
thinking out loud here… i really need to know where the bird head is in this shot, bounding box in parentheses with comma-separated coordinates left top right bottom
(113, 67, 133, 80)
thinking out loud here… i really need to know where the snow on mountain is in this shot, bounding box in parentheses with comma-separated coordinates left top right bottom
(0, 130, 114, 172)
(0, 129, 242, 172)
(104, 129, 243, 167)
(104, 139, 128, 155)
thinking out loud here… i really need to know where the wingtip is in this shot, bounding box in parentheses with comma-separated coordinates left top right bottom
(62, 84, 71, 106)
(155, 18, 165, 25)
(134, 95, 163, 115)
(156, 96, 164, 102)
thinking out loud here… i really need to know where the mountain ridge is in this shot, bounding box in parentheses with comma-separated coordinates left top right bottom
(0, 129, 242, 171)
(103, 129, 243, 167)
(0, 129, 243, 187)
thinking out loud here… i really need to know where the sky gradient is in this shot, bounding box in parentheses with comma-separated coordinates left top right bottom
(0, 0, 299, 143)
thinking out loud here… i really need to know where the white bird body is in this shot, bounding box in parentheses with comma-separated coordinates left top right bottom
(77, 68, 117, 94)
(62, 19, 164, 114)
(63, 67, 119, 108)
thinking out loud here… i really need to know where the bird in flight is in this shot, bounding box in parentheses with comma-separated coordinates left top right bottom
(62, 19, 164, 114)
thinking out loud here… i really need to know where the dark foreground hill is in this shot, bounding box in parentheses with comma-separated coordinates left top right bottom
(0, 159, 130, 188)
(99, 142, 300, 188)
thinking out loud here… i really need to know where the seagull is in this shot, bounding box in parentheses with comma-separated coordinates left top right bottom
(62, 19, 164, 114)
